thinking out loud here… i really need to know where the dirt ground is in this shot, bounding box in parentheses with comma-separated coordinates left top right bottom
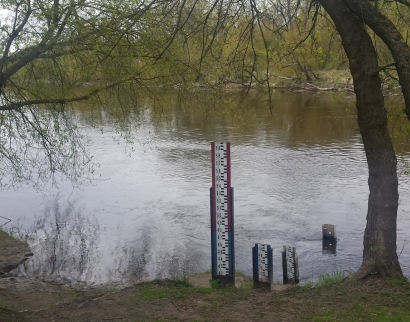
(0, 273, 409, 322)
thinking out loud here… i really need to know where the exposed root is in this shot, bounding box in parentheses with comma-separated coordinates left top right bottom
(347, 262, 404, 281)
(347, 266, 373, 281)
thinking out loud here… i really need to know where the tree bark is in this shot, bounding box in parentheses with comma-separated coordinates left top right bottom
(318, 0, 403, 279)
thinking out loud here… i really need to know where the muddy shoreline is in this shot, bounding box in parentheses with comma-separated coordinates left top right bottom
(0, 273, 409, 322)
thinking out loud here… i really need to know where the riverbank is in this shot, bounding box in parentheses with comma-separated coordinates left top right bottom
(192, 69, 356, 93)
(191, 69, 402, 96)
(0, 230, 32, 276)
(0, 273, 409, 322)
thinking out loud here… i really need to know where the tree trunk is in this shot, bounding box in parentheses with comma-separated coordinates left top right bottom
(318, 0, 403, 279)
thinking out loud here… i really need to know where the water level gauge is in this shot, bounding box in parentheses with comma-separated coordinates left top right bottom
(210, 142, 234, 285)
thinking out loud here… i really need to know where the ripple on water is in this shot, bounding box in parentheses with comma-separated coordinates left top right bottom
(2, 92, 410, 284)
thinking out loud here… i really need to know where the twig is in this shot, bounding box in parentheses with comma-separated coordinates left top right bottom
(398, 238, 407, 258)
(0, 215, 11, 227)
(378, 62, 396, 72)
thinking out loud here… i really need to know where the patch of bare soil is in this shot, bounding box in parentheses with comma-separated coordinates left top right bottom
(0, 274, 409, 322)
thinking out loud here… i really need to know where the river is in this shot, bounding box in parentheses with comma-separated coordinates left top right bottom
(1, 89, 409, 285)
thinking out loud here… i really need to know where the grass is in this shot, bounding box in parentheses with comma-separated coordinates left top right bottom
(208, 279, 220, 289)
(304, 279, 410, 322)
(301, 280, 314, 291)
(316, 270, 348, 288)
(301, 270, 347, 289)
(69, 289, 83, 297)
(171, 275, 192, 288)
(3, 270, 407, 322)
(390, 278, 409, 286)
(0, 299, 23, 322)
(135, 275, 253, 304)
(313, 303, 410, 322)
(135, 275, 196, 301)
(0, 307, 23, 322)
(135, 279, 193, 301)
(0, 229, 9, 240)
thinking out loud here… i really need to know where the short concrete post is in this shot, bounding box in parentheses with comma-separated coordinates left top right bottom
(252, 243, 273, 290)
(282, 246, 299, 285)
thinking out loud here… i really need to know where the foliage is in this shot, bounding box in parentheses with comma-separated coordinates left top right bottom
(135, 279, 194, 301)
(69, 289, 83, 297)
(4, 0, 410, 191)
(132, 277, 410, 321)
(0, 0, 194, 189)
(316, 270, 348, 288)
(171, 276, 192, 288)
(208, 279, 220, 289)
(303, 280, 314, 288)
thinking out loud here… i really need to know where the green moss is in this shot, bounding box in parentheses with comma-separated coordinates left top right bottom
(0, 230, 13, 241)
(0, 307, 25, 322)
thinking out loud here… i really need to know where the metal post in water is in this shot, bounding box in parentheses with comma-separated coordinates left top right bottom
(282, 246, 299, 285)
(322, 224, 337, 254)
(252, 243, 273, 290)
(210, 142, 235, 286)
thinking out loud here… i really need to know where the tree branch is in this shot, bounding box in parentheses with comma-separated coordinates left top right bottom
(379, 62, 396, 72)
(395, 0, 410, 7)
(0, 76, 141, 111)
(2, 2, 32, 64)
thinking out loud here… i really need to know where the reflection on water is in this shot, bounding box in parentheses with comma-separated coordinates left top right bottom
(15, 197, 101, 281)
(2, 90, 410, 285)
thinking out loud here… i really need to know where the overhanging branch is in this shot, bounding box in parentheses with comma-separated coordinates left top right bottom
(0, 77, 140, 111)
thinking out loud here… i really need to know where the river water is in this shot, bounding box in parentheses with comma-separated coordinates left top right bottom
(1, 89, 409, 285)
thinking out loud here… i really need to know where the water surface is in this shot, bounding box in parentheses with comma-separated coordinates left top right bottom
(1, 90, 409, 284)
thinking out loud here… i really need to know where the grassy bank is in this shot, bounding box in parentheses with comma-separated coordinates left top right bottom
(0, 272, 409, 321)
(130, 276, 410, 322)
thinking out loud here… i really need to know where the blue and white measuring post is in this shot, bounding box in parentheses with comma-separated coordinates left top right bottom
(282, 246, 299, 285)
(210, 142, 235, 286)
(252, 243, 273, 290)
